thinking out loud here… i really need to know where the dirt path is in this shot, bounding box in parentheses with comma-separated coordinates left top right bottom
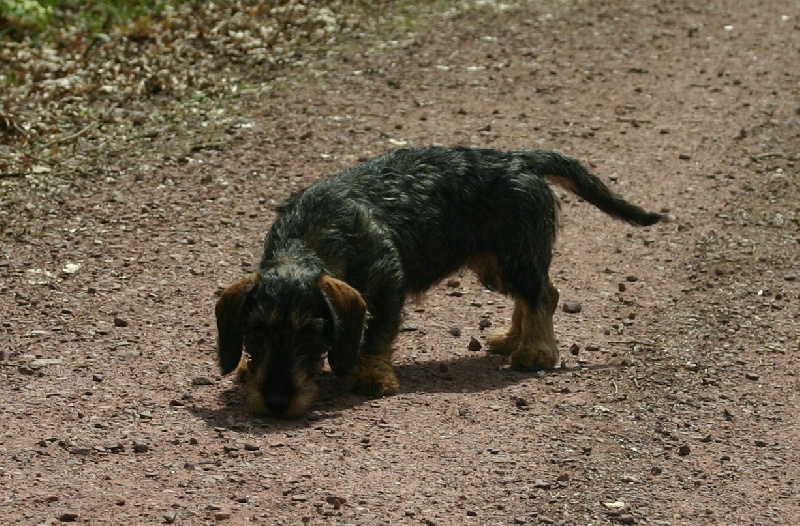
(2, 0, 798, 524)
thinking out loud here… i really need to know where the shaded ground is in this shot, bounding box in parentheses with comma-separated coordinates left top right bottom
(1, 0, 798, 524)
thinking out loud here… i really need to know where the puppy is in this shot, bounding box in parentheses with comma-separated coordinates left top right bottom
(215, 146, 667, 417)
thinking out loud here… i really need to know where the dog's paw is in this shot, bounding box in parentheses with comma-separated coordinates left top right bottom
(486, 329, 520, 356)
(348, 355, 399, 398)
(510, 342, 559, 371)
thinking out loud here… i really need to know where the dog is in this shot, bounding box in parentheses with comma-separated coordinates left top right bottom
(215, 146, 667, 417)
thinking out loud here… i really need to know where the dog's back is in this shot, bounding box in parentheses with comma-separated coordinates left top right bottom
(271, 146, 665, 292)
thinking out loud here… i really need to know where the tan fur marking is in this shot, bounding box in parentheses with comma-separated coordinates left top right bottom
(510, 280, 560, 371)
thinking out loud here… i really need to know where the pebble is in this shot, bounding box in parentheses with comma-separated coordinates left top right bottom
(192, 376, 215, 386)
(113, 317, 129, 327)
(448, 326, 461, 337)
(745, 372, 759, 381)
(618, 283, 627, 292)
(625, 275, 639, 282)
(58, 512, 79, 522)
(562, 300, 582, 314)
(533, 479, 552, 490)
(467, 337, 482, 352)
(133, 440, 150, 453)
(678, 444, 691, 456)
(325, 495, 346, 509)
(164, 511, 178, 524)
(478, 318, 492, 329)
(214, 511, 231, 521)
(243, 443, 260, 451)
(618, 513, 636, 525)
(569, 343, 580, 355)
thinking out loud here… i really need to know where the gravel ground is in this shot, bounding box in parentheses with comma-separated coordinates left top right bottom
(1, 0, 798, 524)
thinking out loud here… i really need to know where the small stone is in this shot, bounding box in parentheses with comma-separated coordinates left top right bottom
(133, 440, 150, 453)
(58, 513, 79, 522)
(556, 473, 570, 482)
(785, 274, 797, 281)
(467, 337, 482, 352)
(569, 343, 580, 355)
(679, 153, 691, 160)
(478, 318, 492, 329)
(164, 511, 178, 524)
(466, 510, 477, 517)
(92, 374, 103, 382)
(244, 443, 260, 452)
(113, 317, 129, 327)
(650, 466, 663, 475)
(325, 495, 346, 509)
(400, 324, 419, 332)
(533, 479, 552, 490)
(192, 376, 215, 386)
(618, 283, 627, 292)
(585, 345, 601, 352)
(514, 397, 529, 409)
(405, 509, 416, 517)
(291, 494, 308, 502)
(562, 300, 582, 314)
(745, 372, 759, 381)
(448, 326, 461, 337)
(618, 513, 636, 525)
(678, 444, 691, 456)
(754, 440, 768, 447)
(446, 279, 460, 288)
(625, 275, 639, 282)
(214, 511, 231, 521)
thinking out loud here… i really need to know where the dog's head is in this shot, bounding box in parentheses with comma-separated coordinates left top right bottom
(215, 270, 367, 417)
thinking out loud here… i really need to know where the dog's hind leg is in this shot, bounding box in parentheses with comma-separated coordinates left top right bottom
(486, 300, 524, 356)
(508, 279, 560, 371)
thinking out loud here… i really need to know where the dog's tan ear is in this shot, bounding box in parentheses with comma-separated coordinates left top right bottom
(215, 273, 259, 375)
(318, 275, 367, 377)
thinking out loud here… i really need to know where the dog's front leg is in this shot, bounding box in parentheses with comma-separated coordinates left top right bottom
(347, 302, 402, 398)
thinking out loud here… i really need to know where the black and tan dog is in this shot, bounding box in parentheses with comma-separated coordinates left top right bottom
(215, 146, 667, 417)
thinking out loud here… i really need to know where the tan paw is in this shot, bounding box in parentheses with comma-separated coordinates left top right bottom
(348, 355, 399, 398)
(510, 342, 559, 371)
(486, 329, 520, 356)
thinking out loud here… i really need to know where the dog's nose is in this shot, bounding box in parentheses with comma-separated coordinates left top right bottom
(264, 393, 291, 415)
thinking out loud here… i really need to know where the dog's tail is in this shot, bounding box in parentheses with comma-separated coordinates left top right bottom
(519, 150, 669, 226)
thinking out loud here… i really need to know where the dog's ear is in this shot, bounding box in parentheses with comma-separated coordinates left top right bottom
(215, 273, 259, 375)
(318, 275, 367, 377)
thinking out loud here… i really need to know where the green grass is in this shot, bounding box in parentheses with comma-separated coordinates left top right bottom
(1, 0, 185, 40)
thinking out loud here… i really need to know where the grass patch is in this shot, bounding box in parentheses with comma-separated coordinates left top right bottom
(1, 0, 185, 40)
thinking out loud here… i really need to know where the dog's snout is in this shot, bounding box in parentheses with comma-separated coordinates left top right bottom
(264, 393, 292, 415)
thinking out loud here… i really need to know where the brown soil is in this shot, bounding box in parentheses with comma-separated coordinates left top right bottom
(2, 1, 798, 525)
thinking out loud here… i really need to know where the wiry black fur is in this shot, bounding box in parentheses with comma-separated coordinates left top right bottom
(216, 146, 667, 417)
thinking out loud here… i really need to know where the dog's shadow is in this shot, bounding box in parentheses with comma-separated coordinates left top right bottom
(187, 353, 600, 433)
